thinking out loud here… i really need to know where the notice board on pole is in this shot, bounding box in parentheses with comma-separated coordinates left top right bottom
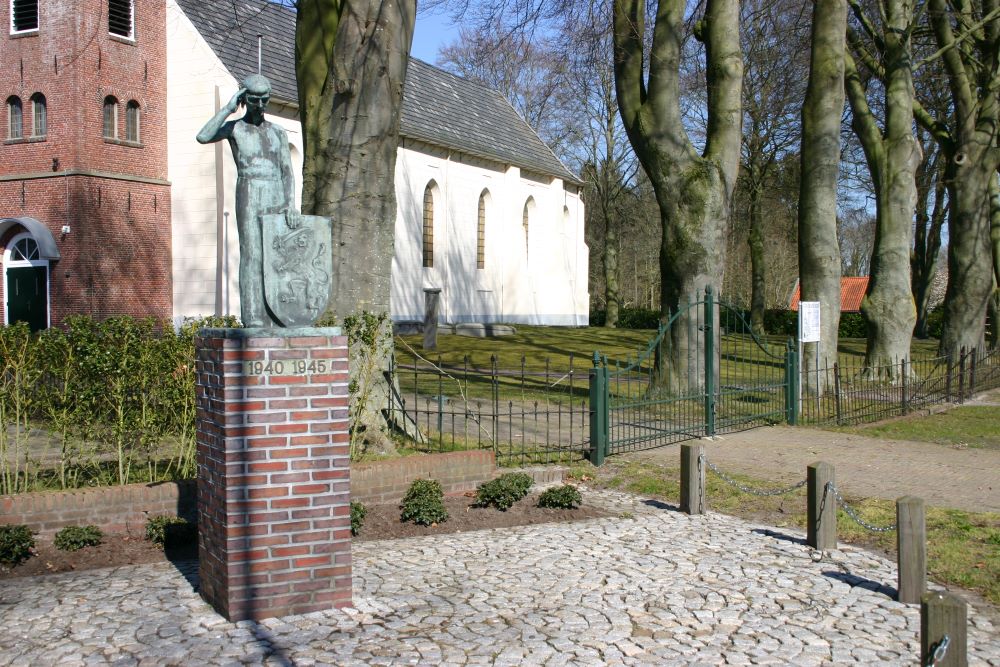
(799, 302, 821, 343)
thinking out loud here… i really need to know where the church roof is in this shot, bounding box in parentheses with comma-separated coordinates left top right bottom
(174, 0, 581, 184)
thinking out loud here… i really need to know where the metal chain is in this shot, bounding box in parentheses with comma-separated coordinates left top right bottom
(700, 455, 808, 496)
(926, 634, 950, 666)
(826, 483, 897, 533)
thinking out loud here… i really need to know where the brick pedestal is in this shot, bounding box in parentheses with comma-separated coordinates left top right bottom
(195, 328, 351, 621)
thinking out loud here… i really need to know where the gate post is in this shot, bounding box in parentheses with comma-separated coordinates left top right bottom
(589, 353, 608, 466)
(785, 338, 799, 425)
(704, 286, 716, 437)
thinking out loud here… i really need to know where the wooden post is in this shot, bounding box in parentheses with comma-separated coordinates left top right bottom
(680, 443, 705, 515)
(921, 592, 967, 667)
(896, 496, 926, 604)
(423, 288, 441, 351)
(807, 462, 836, 550)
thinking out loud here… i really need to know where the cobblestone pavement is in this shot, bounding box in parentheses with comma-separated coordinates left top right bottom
(624, 425, 1000, 513)
(2, 490, 999, 666)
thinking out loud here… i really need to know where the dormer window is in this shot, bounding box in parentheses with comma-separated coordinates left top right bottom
(109, 0, 134, 39)
(10, 0, 39, 34)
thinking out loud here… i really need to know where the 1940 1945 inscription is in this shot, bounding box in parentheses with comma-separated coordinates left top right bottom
(244, 359, 330, 377)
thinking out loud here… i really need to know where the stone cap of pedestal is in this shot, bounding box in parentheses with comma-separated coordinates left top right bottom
(197, 327, 344, 338)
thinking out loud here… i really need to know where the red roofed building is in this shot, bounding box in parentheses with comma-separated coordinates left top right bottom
(789, 277, 870, 313)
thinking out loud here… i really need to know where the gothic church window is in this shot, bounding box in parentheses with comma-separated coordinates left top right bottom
(30, 93, 45, 138)
(109, 0, 134, 39)
(10, 0, 38, 33)
(7, 96, 22, 140)
(103, 96, 118, 139)
(477, 191, 487, 270)
(422, 183, 435, 268)
(125, 100, 140, 142)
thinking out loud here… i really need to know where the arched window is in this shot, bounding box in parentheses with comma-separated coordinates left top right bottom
(477, 190, 488, 270)
(7, 96, 22, 140)
(422, 182, 435, 268)
(522, 197, 534, 261)
(125, 100, 140, 142)
(102, 96, 118, 139)
(8, 235, 40, 261)
(109, 0, 134, 39)
(30, 93, 45, 138)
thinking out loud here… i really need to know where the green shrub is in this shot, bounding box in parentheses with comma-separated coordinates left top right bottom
(145, 515, 196, 549)
(400, 478, 449, 526)
(537, 485, 583, 509)
(589, 307, 661, 329)
(54, 525, 103, 551)
(838, 313, 867, 338)
(350, 501, 367, 536)
(475, 472, 533, 511)
(0, 525, 35, 566)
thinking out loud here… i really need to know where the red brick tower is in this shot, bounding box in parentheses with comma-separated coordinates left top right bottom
(0, 0, 171, 328)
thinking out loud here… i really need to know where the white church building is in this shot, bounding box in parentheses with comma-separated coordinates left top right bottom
(167, 0, 589, 327)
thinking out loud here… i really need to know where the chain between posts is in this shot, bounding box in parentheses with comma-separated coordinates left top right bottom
(826, 482, 897, 533)
(700, 455, 808, 496)
(926, 634, 950, 666)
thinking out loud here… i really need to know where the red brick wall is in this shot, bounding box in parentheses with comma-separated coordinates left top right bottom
(0, 481, 196, 535)
(1, 0, 172, 323)
(195, 329, 352, 621)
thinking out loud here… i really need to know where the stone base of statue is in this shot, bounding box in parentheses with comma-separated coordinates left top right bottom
(195, 327, 351, 621)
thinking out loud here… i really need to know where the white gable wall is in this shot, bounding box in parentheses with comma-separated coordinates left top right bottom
(166, 8, 588, 326)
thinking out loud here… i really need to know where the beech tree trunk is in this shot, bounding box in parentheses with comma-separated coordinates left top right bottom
(604, 207, 621, 327)
(920, 0, 1000, 360)
(295, 0, 416, 452)
(844, 0, 920, 378)
(798, 0, 847, 381)
(911, 142, 945, 339)
(747, 175, 766, 337)
(613, 0, 742, 391)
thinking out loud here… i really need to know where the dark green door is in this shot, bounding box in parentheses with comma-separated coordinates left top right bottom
(6, 265, 48, 332)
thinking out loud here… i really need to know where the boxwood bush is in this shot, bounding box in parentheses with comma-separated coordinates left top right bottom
(400, 478, 449, 526)
(145, 515, 196, 549)
(350, 501, 367, 536)
(54, 525, 103, 551)
(537, 485, 583, 509)
(0, 524, 35, 566)
(475, 472, 533, 511)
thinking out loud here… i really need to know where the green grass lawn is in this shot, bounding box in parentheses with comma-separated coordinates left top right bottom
(841, 405, 1000, 450)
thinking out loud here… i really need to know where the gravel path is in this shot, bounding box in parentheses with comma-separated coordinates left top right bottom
(2, 489, 998, 666)
(623, 425, 1000, 513)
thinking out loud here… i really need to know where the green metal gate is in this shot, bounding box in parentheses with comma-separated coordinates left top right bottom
(589, 287, 798, 465)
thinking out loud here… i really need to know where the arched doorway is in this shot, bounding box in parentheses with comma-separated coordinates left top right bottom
(4, 232, 50, 331)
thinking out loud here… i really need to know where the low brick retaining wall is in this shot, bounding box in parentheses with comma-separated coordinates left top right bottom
(1, 451, 565, 536)
(0, 481, 196, 536)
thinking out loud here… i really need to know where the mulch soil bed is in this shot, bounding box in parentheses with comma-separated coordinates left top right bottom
(0, 491, 608, 580)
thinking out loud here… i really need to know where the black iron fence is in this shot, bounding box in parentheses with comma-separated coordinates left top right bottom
(798, 346, 1000, 426)
(388, 335, 1000, 466)
(388, 354, 590, 466)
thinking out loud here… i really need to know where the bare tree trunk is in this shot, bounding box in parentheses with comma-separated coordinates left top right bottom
(748, 177, 766, 336)
(295, 0, 416, 452)
(798, 0, 847, 382)
(604, 207, 621, 327)
(990, 172, 1000, 347)
(912, 143, 945, 338)
(922, 0, 1000, 360)
(613, 0, 742, 392)
(844, 0, 920, 378)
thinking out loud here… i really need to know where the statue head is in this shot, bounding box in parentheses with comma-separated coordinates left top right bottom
(241, 74, 272, 117)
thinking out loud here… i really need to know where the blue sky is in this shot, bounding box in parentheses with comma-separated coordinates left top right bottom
(411, 9, 460, 64)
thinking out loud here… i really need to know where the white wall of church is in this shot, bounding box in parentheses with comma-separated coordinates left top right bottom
(166, 5, 588, 326)
(392, 140, 589, 326)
